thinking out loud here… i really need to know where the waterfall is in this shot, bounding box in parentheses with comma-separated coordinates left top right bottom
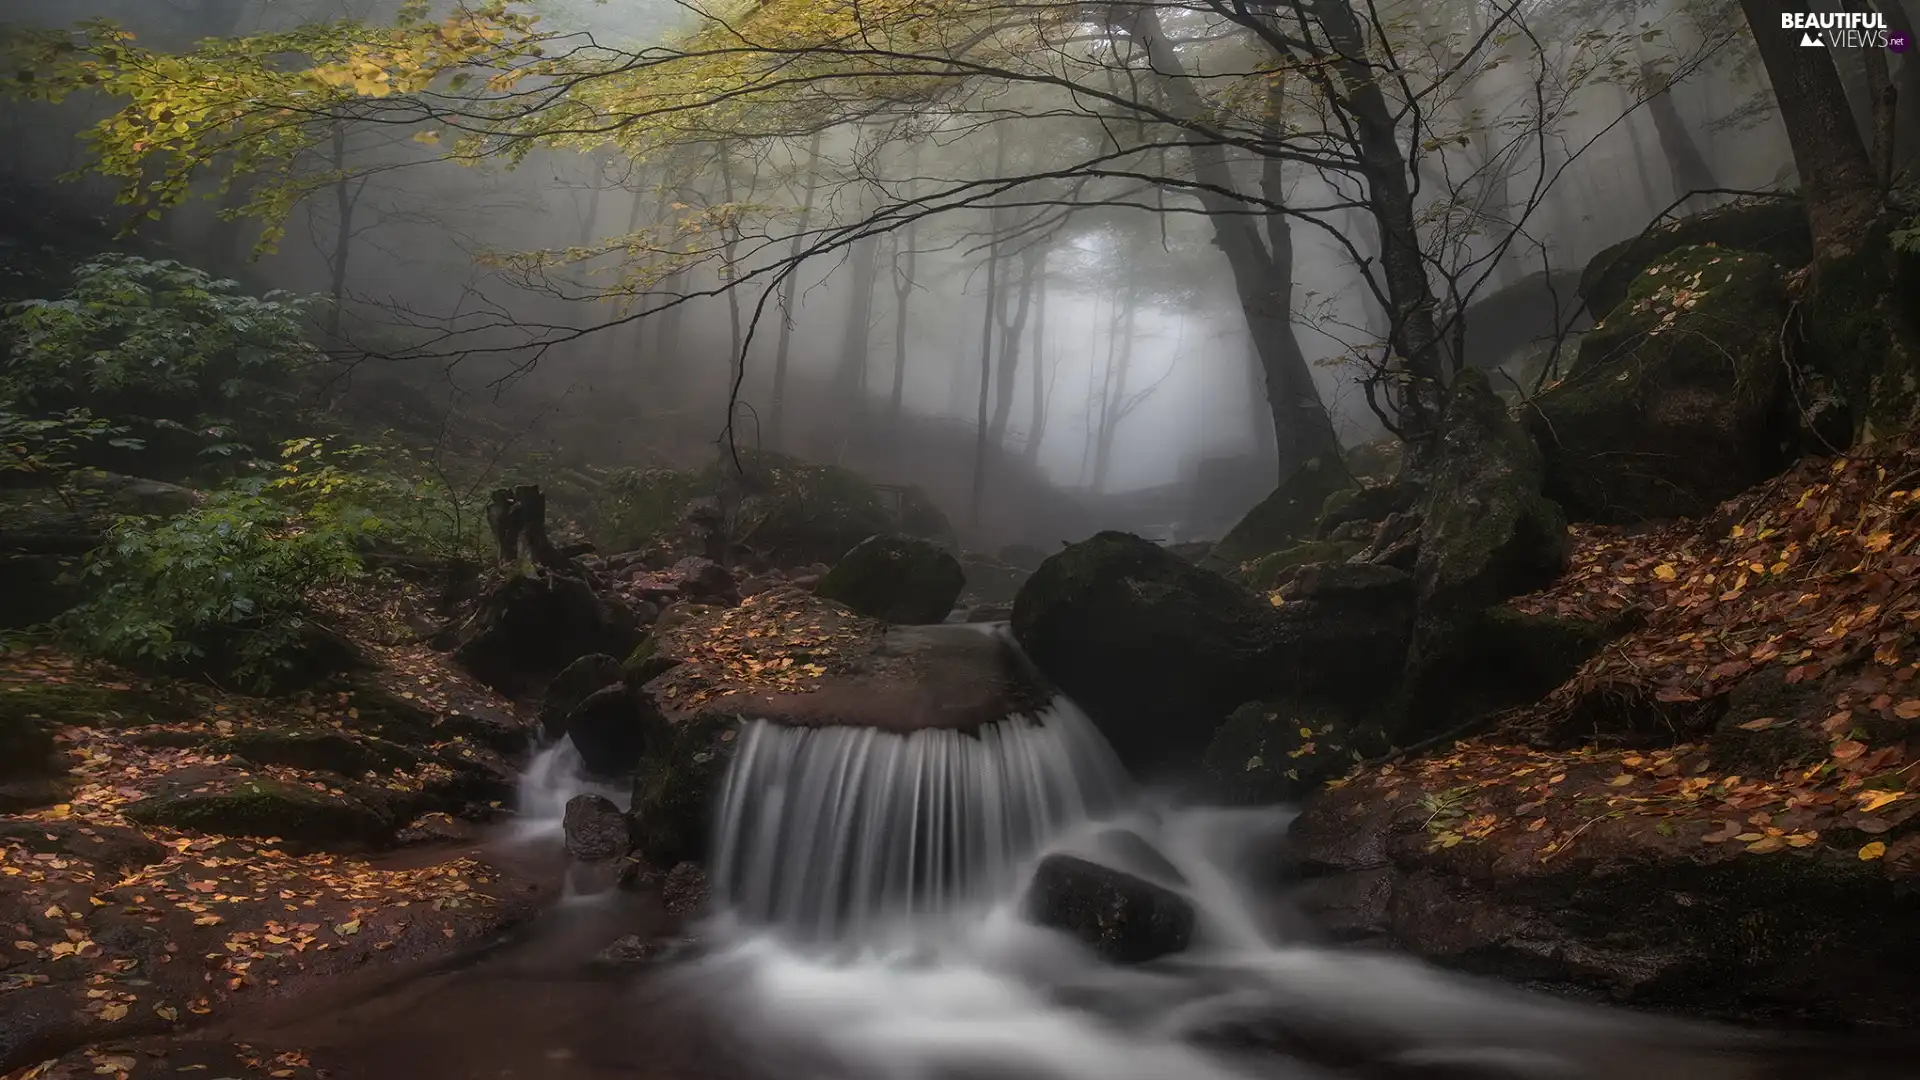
(709, 696, 1131, 941)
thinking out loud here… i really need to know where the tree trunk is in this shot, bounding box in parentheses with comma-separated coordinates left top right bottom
(836, 234, 880, 397)
(1123, 9, 1347, 472)
(970, 131, 1009, 525)
(1024, 249, 1051, 465)
(989, 244, 1039, 447)
(322, 121, 360, 355)
(1884, 0, 1920, 165)
(890, 223, 917, 420)
(1738, 0, 1880, 245)
(1091, 266, 1138, 493)
(717, 148, 746, 395)
(771, 131, 824, 450)
(1641, 64, 1721, 208)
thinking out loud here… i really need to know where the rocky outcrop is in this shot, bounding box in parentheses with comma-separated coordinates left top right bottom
(1201, 698, 1386, 806)
(1287, 784, 1920, 1027)
(814, 534, 965, 624)
(564, 684, 653, 776)
(1579, 195, 1810, 319)
(1012, 532, 1296, 774)
(452, 572, 641, 698)
(1531, 247, 1792, 523)
(1024, 854, 1195, 963)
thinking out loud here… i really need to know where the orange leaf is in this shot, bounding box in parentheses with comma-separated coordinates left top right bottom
(1860, 841, 1888, 860)
(1832, 740, 1867, 761)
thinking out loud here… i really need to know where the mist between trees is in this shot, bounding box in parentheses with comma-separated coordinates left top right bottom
(0, 0, 1892, 548)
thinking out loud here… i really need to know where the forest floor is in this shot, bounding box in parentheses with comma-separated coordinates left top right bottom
(0, 580, 568, 1080)
(1333, 433, 1920, 871)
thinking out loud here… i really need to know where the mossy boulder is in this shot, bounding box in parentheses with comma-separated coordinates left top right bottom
(1201, 698, 1386, 805)
(1532, 247, 1792, 523)
(124, 774, 396, 849)
(0, 679, 188, 731)
(0, 471, 198, 555)
(1579, 196, 1810, 319)
(538, 653, 626, 739)
(814, 534, 965, 624)
(628, 706, 738, 867)
(1419, 369, 1568, 610)
(1204, 456, 1353, 573)
(1012, 531, 1292, 775)
(1802, 222, 1920, 443)
(208, 728, 414, 777)
(1409, 604, 1632, 732)
(1236, 539, 1364, 591)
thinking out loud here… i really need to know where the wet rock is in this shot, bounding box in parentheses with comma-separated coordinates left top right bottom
(563, 685, 655, 776)
(661, 861, 710, 918)
(1289, 782, 1920, 1026)
(124, 772, 395, 850)
(1011, 532, 1293, 774)
(1024, 854, 1195, 964)
(452, 573, 642, 698)
(1201, 698, 1386, 805)
(563, 793, 633, 861)
(1204, 456, 1353, 573)
(1579, 195, 1809, 319)
(1235, 539, 1366, 591)
(0, 471, 197, 556)
(670, 556, 737, 601)
(0, 776, 72, 814)
(814, 534, 965, 624)
(592, 934, 702, 968)
(1532, 247, 1792, 523)
(539, 653, 627, 739)
(1414, 605, 1636, 733)
(965, 603, 1013, 623)
(1707, 667, 1832, 775)
(394, 811, 480, 846)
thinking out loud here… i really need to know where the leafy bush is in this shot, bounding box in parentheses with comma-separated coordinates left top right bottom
(0, 407, 144, 484)
(592, 466, 708, 552)
(2, 255, 316, 474)
(270, 436, 488, 559)
(60, 480, 365, 690)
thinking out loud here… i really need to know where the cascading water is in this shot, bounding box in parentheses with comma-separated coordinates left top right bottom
(709, 696, 1131, 941)
(638, 629, 1823, 1080)
(510, 736, 629, 844)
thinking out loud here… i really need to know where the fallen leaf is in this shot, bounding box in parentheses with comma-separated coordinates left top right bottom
(1735, 717, 1777, 731)
(334, 919, 361, 936)
(1860, 841, 1888, 861)
(98, 1003, 129, 1021)
(1859, 790, 1903, 813)
(1832, 740, 1868, 761)
(1653, 563, 1677, 581)
(1896, 699, 1920, 720)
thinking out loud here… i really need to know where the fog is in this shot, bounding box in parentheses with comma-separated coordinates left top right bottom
(0, 0, 1815, 547)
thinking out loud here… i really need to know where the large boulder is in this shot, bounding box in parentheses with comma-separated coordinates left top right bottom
(1012, 532, 1294, 774)
(1531, 247, 1792, 523)
(1024, 854, 1195, 964)
(1203, 456, 1353, 574)
(563, 793, 633, 861)
(1417, 369, 1569, 611)
(814, 534, 965, 623)
(452, 572, 641, 698)
(538, 653, 626, 739)
(628, 588, 1051, 865)
(565, 684, 654, 776)
(1579, 195, 1810, 319)
(123, 772, 396, 850)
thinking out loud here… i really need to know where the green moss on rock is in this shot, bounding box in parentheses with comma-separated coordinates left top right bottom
(1533, 247, 1791, 523)
(1803, 226, 1920, 442)
(815, 534, 966, 624)
(1201, 698, 1384, 804)
(629, 709, 739, 867)
(124, 777, 395, 848)
(1237, 540, 1364, 591)
(1580, 196, 1810, 319)
(208, 728, 415, 776)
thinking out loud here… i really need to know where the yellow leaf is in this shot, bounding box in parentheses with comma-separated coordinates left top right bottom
(193, 915, 224, 927)
(335, 919, 362, 936)
(99, 1003, 129, 1021)
(1653, 563, 1677, 581)
(1895, 699, 1920, 720)
(1608, 774, 1634, 787)
(411, 130, 440, 145)
(1744, 836, 1785, 853)
(1732, 832, 1764, 842)
(1735, 717, 1777, 731)
(1859, 790, 1903, 813)
(1860, 841, 1888, 860)
(154, 1003, 178, 1021)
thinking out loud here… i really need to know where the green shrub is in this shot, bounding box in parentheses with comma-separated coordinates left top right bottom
(270, 436, 487, 560)
(2, 255, 316, 474)
(0, 407, 144, 483)
(60, 479, 365, 690)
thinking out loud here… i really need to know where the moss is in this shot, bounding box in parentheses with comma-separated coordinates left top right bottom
(124, 777, 394, 848)
(629, 709, 740, 866)
(1579, 195, 1810, 319)
(1237, 540, 1364, 591)
(1532, 247, 1791, 523)
(1803, 226, 1920, 442)
(1420, 369, 1567, 609)
(0, 680, 186, 730)
(1204, 456, 1354, 572)
(208, 728, 416, 776)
